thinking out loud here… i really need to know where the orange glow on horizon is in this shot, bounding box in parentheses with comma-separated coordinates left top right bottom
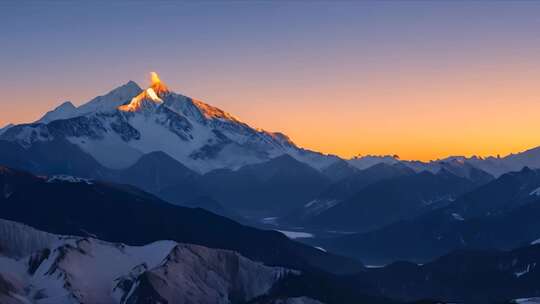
(3, 1, 540, 163)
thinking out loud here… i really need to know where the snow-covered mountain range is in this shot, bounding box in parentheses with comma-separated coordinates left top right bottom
(1, 72, 540, 176)
(1, 73, 337, 173)
(348, 151, 540, 178)
(0, 218, 294, 304)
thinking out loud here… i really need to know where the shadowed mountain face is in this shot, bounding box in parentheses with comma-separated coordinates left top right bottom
(316, 168, 540, 264)
(304, 169, 488, 233)
(282, 163, 416, 225)
(255, 243, 540, 304)
(0, 137, 333, 219)
(109, 150, 200, 194)
(194, 154, 332, 217)
(349, 244, 540, 304)
(0, 166, 363, 275)
(0, 138, 209, 207)
(0, 138, 110, 179)
(0, 138, 197, 195)
(180, 195, 243, 222)
(319, 159, 361, 182)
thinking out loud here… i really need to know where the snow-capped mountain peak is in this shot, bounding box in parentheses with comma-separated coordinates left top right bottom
(119, 72, 170, 111)
(118, 73, 175, 112)
(1, 72, 338, 173)
(118, 87, 164, 112)
(118, 73, 239, 121)
(35, 81, 143, 124)
(77, 80, 142, 115)
(37, 100, 77, 123)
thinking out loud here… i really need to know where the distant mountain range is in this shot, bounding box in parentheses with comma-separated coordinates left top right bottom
(314, 167, 540, 265)
(348, 150, 540, 179)
(300, 167, 491, 233)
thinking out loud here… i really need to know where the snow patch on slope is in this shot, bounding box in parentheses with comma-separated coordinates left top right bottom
(451, 213, 465, 221)
(303, 199, 340, 217)
(515, 298, 540, 304)
(276, 230, 314, 239)
(514, 263, 536, 278)
(47, 175, 93, 184)
(530, 187, 540, 196)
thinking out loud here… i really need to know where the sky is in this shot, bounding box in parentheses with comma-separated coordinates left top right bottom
(1, 1, 540, 161)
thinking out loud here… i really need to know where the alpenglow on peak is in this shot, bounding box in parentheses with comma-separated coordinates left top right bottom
(149, 71, 169, 95)
(118, 72, 168, 112)
(150, 71, 161, 85)
(1, 71, 340, 174)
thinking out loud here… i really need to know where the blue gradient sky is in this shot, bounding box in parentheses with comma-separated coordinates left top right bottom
(2, 1, 540, 160)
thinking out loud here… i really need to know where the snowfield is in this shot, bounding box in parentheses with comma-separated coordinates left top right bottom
(530, 187, 540, 196)
(277, 230, 314, 239)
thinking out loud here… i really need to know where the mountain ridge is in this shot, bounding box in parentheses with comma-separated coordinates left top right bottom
(1, 73, 339, 174)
